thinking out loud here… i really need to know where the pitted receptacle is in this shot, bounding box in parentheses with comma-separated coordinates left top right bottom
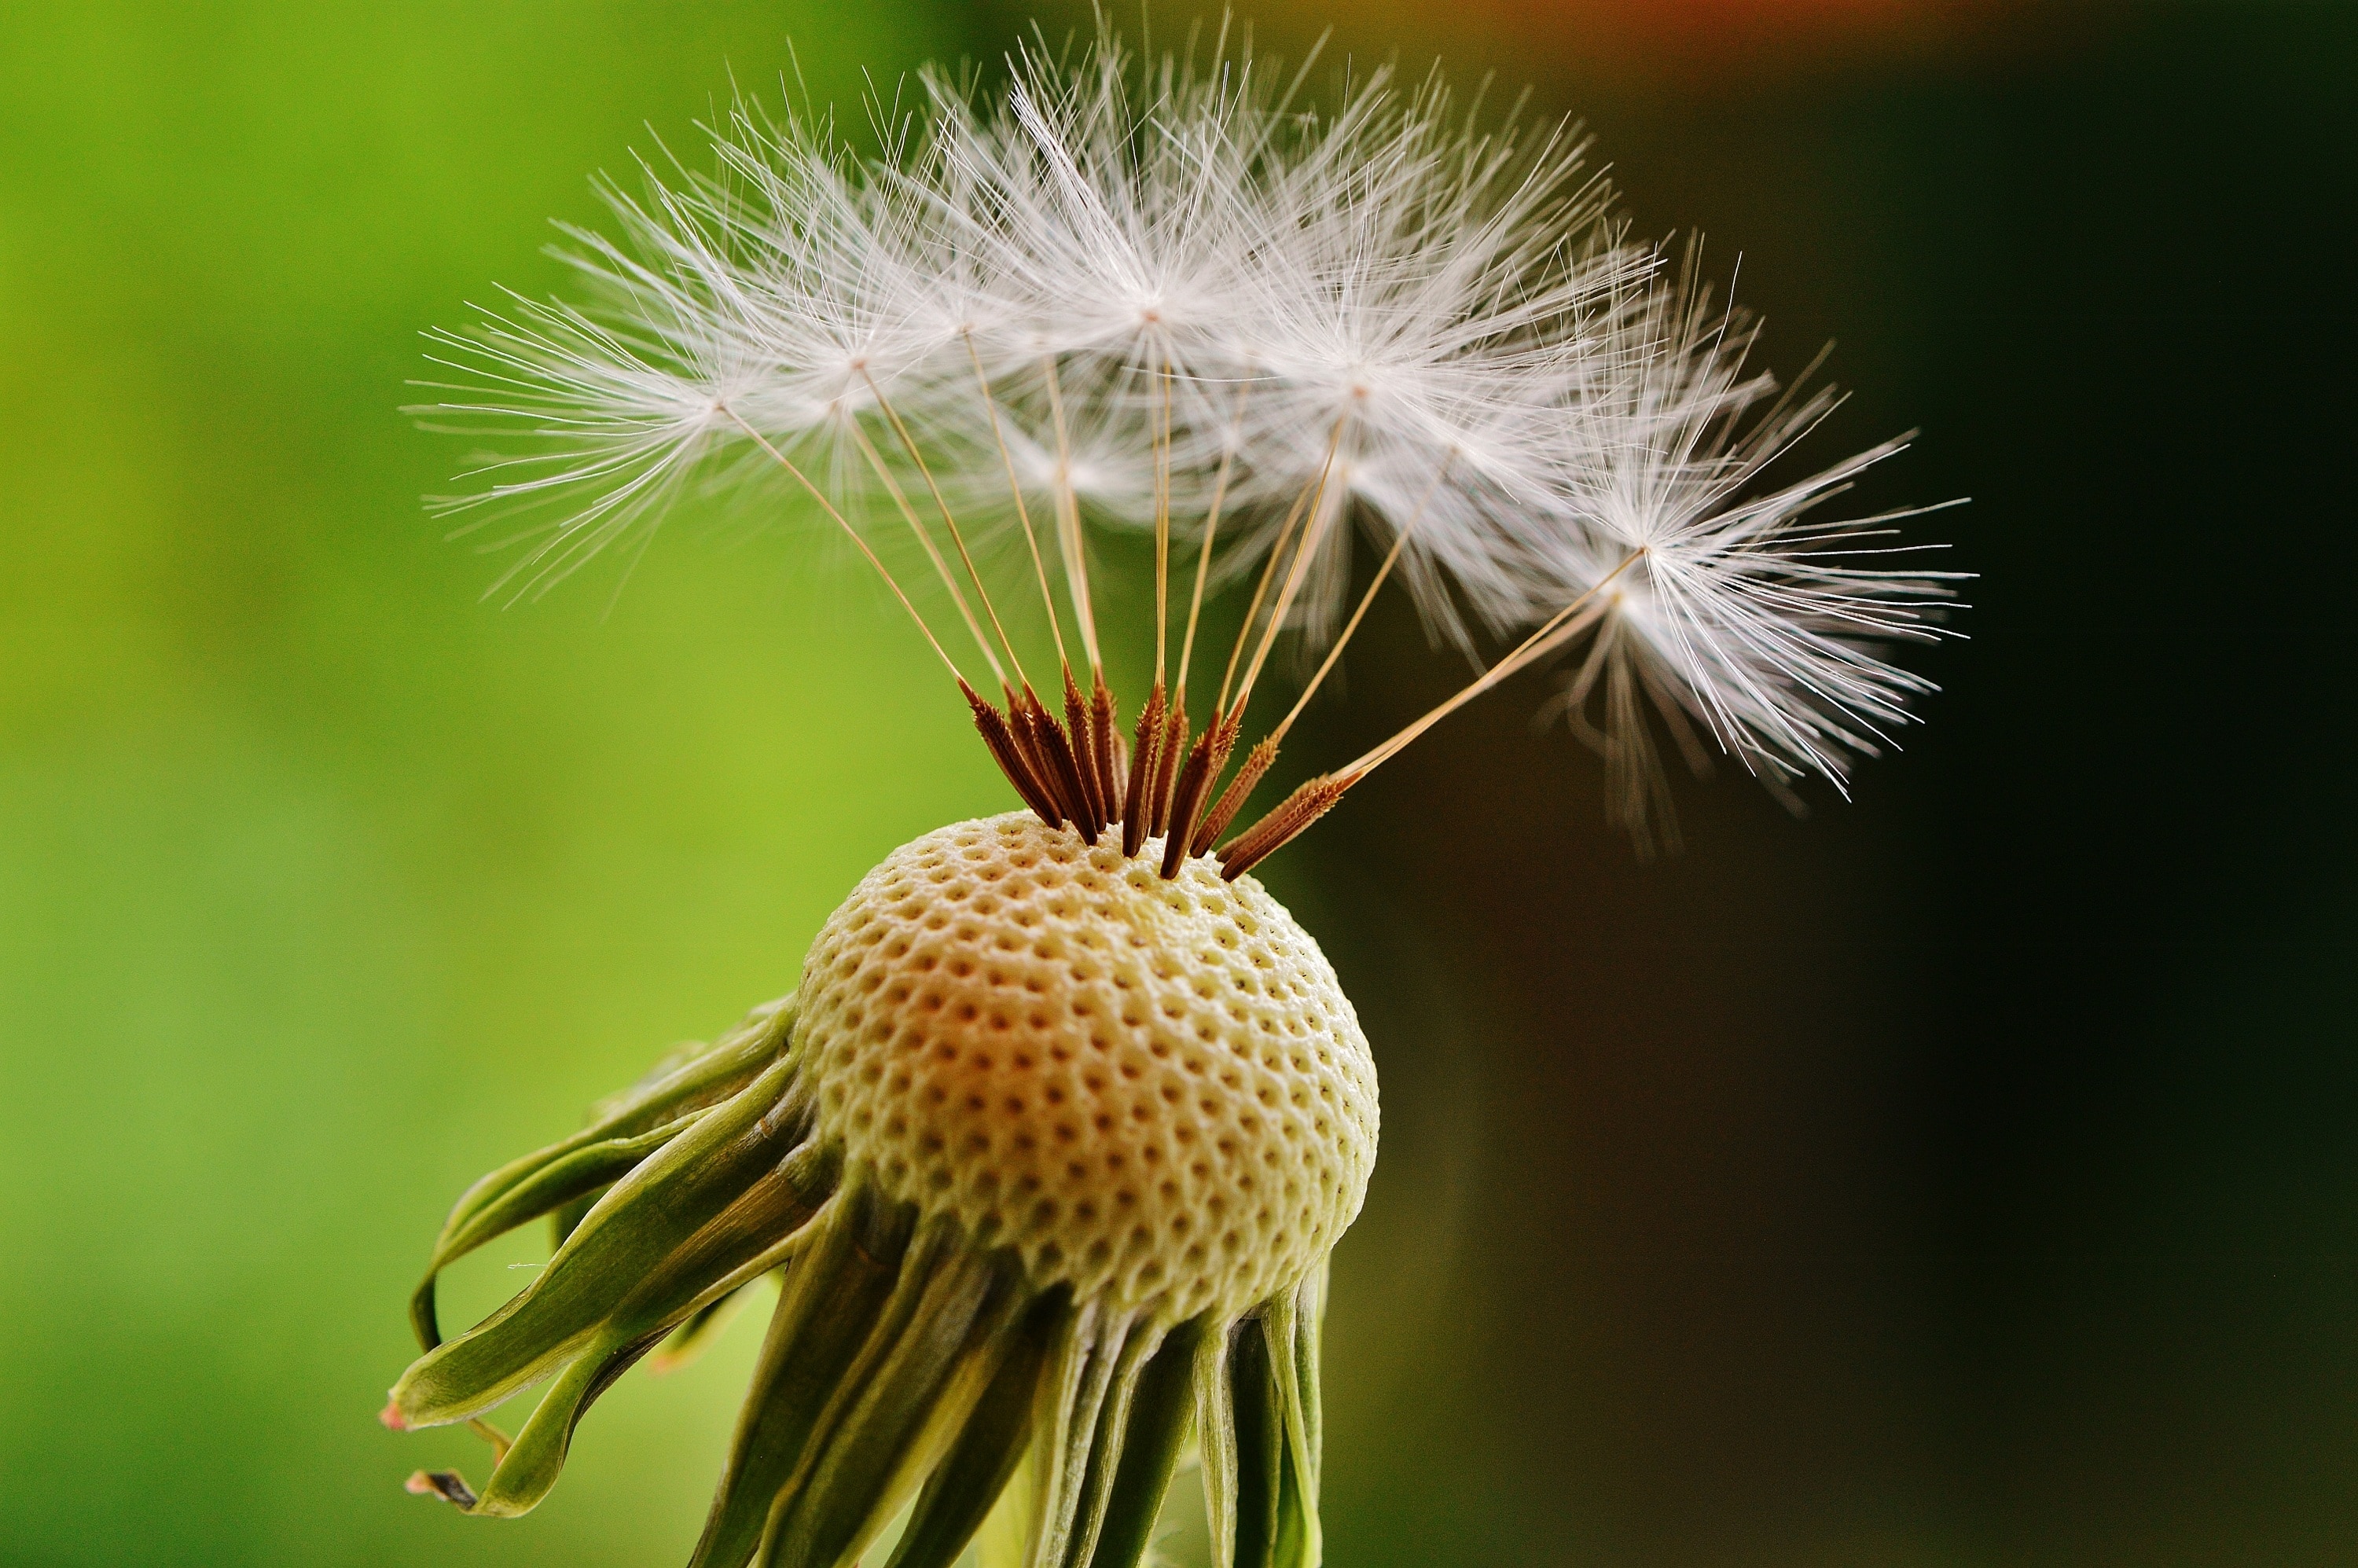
(795, 811, 1380, 1324)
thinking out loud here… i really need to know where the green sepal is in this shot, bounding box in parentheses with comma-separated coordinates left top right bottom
(649, 1276, 769, 1377)
(548, 1188, 600, 1253)
(1282, 1265, 1327, 1511)
(452, 1323, 669, 1518)
(1255, 1293, 1320, 1568)
(390, 1055, 825, 1430)
(688, 1188, 915, 1568)
(1027, 1305, 1133, 1568)
(1083, 1316, 1204, 1568)
(1192, 1322, 1239, 1568)
(884, 1294, 1065, 1568)
(1227, 1319, 1287, 1568)
(1057, 1324, 1164, 1568)
(393, 1137, 836, 1519)
(410, 1114, 700, 1350)
(761, 1222, 1027, 1568)
(1220, 1309, 1320, 1568)
(409, 997, 794, 1350)
(1231, 1301, 1323, 1568)
(449, 998, 789, 1243)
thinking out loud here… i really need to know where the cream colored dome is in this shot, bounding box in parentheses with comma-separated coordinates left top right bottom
(795, 811, 1379, 1323)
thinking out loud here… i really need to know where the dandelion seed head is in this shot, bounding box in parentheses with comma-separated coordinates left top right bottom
(387, 28, 1969, 1564)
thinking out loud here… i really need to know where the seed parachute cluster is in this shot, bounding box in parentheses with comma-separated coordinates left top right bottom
(421, 24, 1961, 864)
(389, 21, 1963, 1568)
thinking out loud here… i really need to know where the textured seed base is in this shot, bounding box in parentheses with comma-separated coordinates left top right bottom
(796, 812, 1379, 1322)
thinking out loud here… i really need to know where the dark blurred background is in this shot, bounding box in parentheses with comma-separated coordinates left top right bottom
(2, 2, 2352, 1563)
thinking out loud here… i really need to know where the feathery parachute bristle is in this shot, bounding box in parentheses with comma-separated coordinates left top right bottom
(417, 24, 1961, 865)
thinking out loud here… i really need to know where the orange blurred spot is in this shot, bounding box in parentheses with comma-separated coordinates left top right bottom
(1329, 0, 2012, 73)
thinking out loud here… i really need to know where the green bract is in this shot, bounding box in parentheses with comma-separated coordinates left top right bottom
(386, 815, 1379, 1568)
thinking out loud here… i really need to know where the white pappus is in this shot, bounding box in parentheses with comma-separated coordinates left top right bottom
(413, 24, 1963, 855)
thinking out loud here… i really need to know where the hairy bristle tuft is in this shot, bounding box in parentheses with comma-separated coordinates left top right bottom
(1121, 681, 1167, 857)
(419, 25, 1959, 871)
(1219, 773, 1357, 880)
(1194, 737, 1279, 857)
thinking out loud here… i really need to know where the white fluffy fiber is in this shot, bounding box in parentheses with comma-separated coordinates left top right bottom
(418, 24, 1961, 834)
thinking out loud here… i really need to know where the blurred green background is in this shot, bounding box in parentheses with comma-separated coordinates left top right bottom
(3, 2, 2353, 1563)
